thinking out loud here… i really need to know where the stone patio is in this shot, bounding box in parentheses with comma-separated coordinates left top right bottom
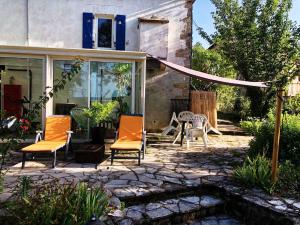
(1, 134, 300, 224)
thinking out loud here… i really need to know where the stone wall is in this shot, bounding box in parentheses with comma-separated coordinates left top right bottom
(145, 0, 193, 131)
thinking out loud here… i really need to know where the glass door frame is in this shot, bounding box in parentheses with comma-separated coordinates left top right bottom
(0, 53, 46, 124)
(0, 54, 146, 123)
(49, 56, 142, 141)
(50, 57, 137, 113)
(0, 46, 147, 138)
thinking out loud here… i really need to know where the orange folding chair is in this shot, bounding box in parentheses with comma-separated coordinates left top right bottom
(21, 115, 73, 168)
(110, 114, 146, 166)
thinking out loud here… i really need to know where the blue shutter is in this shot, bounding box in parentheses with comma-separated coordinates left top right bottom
(82, 12, 94, 48)
(115, 15, 126, 50)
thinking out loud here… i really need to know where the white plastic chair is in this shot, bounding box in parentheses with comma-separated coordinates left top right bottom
(161, 112, 181, 136)
(173, 111, 194, 144)
(186, 114, 208, 148)
(177, 111, 194, 122)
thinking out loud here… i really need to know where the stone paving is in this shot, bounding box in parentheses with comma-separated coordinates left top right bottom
(110, 195, 225, 224)
(1, 134, 300, 224)
(187, 215, 242, 225)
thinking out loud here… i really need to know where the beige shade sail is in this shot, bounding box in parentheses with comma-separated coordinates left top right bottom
(151, 56, 268, 88)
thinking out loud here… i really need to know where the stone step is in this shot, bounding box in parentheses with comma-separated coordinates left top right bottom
(217, 119, 234, 125)
(217, 124, 246, 136)
(183, 214, 242, 225)
(113, 195, 224, 225)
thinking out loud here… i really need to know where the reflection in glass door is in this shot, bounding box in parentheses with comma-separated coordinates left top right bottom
(52, 60, 135, 141)
(90, 62, 132, 113)
(0, 57, 43, 130)
(53, 60, 89, 140)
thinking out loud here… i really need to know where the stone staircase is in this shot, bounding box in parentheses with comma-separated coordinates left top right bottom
(216, 119, 246, 136)
(182, 215, 241, 225)
(109, 194, 242, 225)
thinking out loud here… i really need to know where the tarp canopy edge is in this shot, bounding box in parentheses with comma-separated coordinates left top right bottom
(150, 56, 268, 88)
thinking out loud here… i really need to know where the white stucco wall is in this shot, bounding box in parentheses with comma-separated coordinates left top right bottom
(0, 0, 188, 55)
(0, 0, 28, 46)
(0, 0, 192, 130)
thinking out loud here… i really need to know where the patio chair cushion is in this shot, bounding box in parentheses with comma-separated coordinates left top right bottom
(21, 141, 66, 152)
(111, 140, 142, 150)
(44, 116, 71, 141)
(118, 115, 143, 141)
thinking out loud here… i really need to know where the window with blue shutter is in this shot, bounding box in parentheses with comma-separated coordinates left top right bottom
(115, 15, 126, 51)
(97, 17, 113, 48)
(82, 12, 94, 49)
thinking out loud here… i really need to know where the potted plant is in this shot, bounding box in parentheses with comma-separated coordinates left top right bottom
(83, 101, 118, 144)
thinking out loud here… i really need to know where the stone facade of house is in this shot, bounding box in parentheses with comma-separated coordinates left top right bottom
(288, 76, 300, 96)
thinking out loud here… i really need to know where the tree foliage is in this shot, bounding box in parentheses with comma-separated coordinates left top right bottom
(191, 43, 236, 91)
(191, 43, 251, 116)
(199, 0, 300, 117)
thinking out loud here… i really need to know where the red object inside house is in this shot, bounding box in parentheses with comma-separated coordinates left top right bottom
(3, 84, 22, 118)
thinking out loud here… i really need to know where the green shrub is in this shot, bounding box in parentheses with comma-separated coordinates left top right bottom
(284, 93, 300, 115)
(17, 176, 32, 198)
(6, 179, 109, 225)
(234, 155, 273, 193)
(234, 156, 300, 198)
(83, 101, 118, 127)
(248, 113, 300, 165)
(240, 118, 263, 135)
(274, 161, 300, 199)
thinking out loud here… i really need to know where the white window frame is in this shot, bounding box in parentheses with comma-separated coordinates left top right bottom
(0, 54, 47, 128)
(93, 14, 115, 50)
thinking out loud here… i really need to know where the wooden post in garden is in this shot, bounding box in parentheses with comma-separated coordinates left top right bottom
(271, 89, 284, 182)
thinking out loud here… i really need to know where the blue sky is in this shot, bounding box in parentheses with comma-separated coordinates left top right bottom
(193, 0, 300, 48)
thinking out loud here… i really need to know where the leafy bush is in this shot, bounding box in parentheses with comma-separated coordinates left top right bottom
(6, 179, 109, 225)
(284, 93, 300, 115)
(248, 113, 300, 165)
(234, 156, 300, 198)
(17, 176, 32, 198)
(83, 101, 118, 127)
(234, 155, 273, 193)
(274, 161, 300, 199)
(240, 118, 263, 135)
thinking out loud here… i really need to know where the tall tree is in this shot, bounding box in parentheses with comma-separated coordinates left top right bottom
(199, 0, 300, 117)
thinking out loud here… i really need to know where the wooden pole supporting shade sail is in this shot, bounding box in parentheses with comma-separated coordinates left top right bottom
(150, 56, 281, 182)
(271, 90, 284, 182)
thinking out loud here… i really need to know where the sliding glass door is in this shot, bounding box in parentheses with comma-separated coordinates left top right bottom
(90, 61, 132, 113)
(0, 57, 43, 128)
(53, 60, 89, 139)
(52, 60, 137, 140)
